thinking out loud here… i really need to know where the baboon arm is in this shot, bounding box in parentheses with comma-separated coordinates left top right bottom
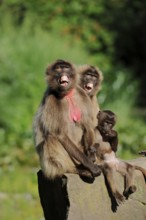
(110, 131, 118, 152)
(58, 134, 101, 177)
(58, 134, 93, 168)
(110, 136, 118, 152)
(81, 125, 95, 153)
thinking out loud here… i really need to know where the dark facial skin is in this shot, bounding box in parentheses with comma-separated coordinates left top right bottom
(82, 72, 99, 95)
(53, 61, 74, 88)
(45, 59, 77, 97)
(79, 65, 102, 98)
(97, 110, 116, 135)
(98, 117, 115, 136)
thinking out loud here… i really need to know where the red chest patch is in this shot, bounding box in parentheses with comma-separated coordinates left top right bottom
(65, 89, 81, 122)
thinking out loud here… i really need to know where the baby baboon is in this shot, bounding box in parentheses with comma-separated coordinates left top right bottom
(93, 110, 146, 204)
(33, 59, 101, 179)
(97, 110, 118, 152)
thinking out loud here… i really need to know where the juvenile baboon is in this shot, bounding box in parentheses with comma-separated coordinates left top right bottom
(78, 65, 103, 123)
(93, 110, 146, 204)
(33, 59, 101, 179)
(97, 110, 118, 152)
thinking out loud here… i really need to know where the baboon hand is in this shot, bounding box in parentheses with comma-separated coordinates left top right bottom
(91, 164, 102, 177)
(87, 146, 97, 163)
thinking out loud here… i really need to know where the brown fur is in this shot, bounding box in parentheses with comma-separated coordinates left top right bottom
(78, 64, 103, 157)
(33, 59, 101, 179)
(97, 110, 118, 152)
(78, 64, 103, 122)
(93, 110, 146, 204)
(78, 67, 146, 204)
(78, 65, 103, 97)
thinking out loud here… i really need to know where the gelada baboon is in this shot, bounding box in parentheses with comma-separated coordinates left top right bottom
(94, 110, 146, 204)
(78, 65, 104, 156)
(78, 64, 103, 158)
(97, 110, 118, 152)
(78, 65, 103, 117)
(33, 59, 101, 179)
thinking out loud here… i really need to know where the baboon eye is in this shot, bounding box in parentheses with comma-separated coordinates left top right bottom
(85, 75, 91, 80)
(63, 67, 70, 71)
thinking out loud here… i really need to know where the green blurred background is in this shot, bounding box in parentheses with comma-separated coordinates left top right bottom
(0, 0, 146, 219)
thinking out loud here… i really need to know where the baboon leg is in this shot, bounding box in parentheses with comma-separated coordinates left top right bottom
(123, 165, 136, 198)
(104, 165, 125, 205)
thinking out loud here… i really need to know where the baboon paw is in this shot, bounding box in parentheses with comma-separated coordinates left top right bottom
(87, 146, 97, 163)
(123, 185, 137, 198)
(80, 174, 95, 184)
(114, 191, 125, 205)
(92, 164, 102, 177)
(129, 185, 137, 193)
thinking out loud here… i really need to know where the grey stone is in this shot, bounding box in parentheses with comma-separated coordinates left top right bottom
(67, 157, 146, 220)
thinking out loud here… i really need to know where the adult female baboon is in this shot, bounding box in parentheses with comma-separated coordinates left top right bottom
(33, 60, 101, 179)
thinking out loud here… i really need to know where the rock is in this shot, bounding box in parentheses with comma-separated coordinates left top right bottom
(38, 157, 146, 220)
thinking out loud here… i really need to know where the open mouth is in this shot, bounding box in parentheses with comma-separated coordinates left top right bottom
(84, 83, 93, 93)
(59, 75, 69, 87)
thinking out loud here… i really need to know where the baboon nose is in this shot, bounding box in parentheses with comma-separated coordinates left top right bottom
(59, 75, 69, 87)
(84, 83, 93, 92)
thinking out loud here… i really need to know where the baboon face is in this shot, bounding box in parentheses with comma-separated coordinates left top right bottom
(46, 60, 77, 93)
(97, 110, 116, 134)
(82, 72, 98, 94)
(79, 66, 102, 97)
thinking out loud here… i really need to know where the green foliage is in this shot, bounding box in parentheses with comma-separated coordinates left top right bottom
(0, 15, 95, 166)
(0, 3, 146, 219)
(0, 166, 42, 220)
(0, 4, 146, 167)
(105, 100, 146, 159)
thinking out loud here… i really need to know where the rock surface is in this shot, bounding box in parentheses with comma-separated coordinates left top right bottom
(67, 157, 146, 220)
(38, 157, 146, 220)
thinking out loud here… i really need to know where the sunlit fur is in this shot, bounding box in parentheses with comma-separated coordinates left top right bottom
(78, 64, 103, 127)
(78, 64, 103, 97)
(94, 110, 146, 205)
(33, 60, 101, 179)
